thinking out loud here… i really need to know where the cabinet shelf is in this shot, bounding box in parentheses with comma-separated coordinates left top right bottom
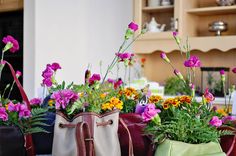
(187, 5, 236, 16)
(0, 0, 23, 13)
(142, 5, 174, 13)
(138, 31, 173, 40)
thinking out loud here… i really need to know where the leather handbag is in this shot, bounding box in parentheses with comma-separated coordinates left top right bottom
(1, 62, 35, 156)
(219, 126, 236, 156)
(118, 113, 154, 156)
(52, 109, 133, 156)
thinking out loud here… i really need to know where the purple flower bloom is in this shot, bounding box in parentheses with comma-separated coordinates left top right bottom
(222, 116, 236, 124)
(107, 78, 115, 84)
(0, 107, 8, 121)
(142, 104, 161, 122)
(220, 69, 225, 75)
(18, 104, 31, 119)
(116, 52, 134, 61)
(114, 78, 123, 89)
(30, 98, 42, 106)
(2, 35, 19, 53)
(16, 70, 22, 78)
(89, 74, 101, 85)
(232, 67, 236, 73)
(43, 78, 53, 87)
(204, 88, 215, 103)
(51, 63, 61, 71)
(128, 22, 138, 32)
(135, 103, 147, 114)
(7, 101, 16, 112)
(209, 116, 222, 127)
(173, 31, 178, 37)
(51, 89, 79, 110)
(160, 52, 170, 63)
(184, 56, 201, 68)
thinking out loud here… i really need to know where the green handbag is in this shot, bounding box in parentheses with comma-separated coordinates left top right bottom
(155, 139, 226, 156)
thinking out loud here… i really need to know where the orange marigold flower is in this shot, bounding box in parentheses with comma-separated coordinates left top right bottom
(178, 95, 192, 104)
(149, 95, 163, 104)
(217, 108, 227, 117)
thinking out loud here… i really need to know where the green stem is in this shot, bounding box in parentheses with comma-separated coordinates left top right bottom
(128, 65, 131, 87)
(0, 50, 5, 82)
(7, 81, 16, 99)
(101, 32, 142, 83)
(222, 82, 227, 111)
(124, 66, 127, 85)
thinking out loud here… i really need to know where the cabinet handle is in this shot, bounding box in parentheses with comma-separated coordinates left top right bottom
(174, 18, 179, 32)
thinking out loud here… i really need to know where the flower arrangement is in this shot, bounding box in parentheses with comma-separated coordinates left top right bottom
(0, 35, 47, 134)
(39, 22, 146, 118)
(142, 32, 234, 146)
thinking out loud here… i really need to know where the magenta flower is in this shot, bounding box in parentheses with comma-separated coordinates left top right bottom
(107, 78, 115, 84)
(222, 116, 236, 124)
(18, 104, 31, 119)
(42, 62, 61, 87)
(160, 52, 170, 63)
(116, 52, 134, 61)
(30, 98, 42, 106)
(220, 69, 225, 75)
(114, 78, 123, 89)
(232, 67, 236, 73)
(184, 56, 201, 68)
(204, 88, 215, 103)
(16, 70, 22, 78)
(2, 35, 19, 53)
(128, 22, 138, 32)
(89, 73, 101, 85)
(209, 116, 222, 127)
(135, 103, 147, 114)
(142, 104, 161, 122)
(51, 63, 61, 71)
(51, 89, 79, 109)
(173, 31, 178, 37)
(7, 101, 17, 112)
(0, 107, 8, 121)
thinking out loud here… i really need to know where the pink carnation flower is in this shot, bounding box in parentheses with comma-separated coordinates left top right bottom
(89, 74, 101, 85)
(184, 56, 201, 68)
(17, 104, 31, 119)
(128, 22, 138, 32)
(2, 35, 19, 53)
(209, 116, 222, 127)
(142, 104, 161, 122)
(204, 88, 215, 103)
(222, 116, 236, 124)
(51, 63, 61, 71)
(0, 107, 8, 121)
(51, 89, 79, 109)
(16, 70, 22, 78)
(30, 98, 42, 106)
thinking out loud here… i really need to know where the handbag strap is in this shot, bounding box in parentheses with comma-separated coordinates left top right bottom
(76, 122, 94, 156)
(226, 135, 236, 156)
(5, 61, 35, 156)
(119, 118, 134, 156)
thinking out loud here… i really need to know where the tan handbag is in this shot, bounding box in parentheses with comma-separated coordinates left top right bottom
(52, 110, 133, 156)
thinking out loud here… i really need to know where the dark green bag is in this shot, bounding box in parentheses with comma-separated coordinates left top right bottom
(155, 139, 226, 156)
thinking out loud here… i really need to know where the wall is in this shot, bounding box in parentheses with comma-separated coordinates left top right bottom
(24, 0, 133, 98)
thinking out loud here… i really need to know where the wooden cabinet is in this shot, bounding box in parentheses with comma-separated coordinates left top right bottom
(0, 0, 23, 13)
(134, 0, 236, 53)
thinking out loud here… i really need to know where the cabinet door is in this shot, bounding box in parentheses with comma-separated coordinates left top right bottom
(0, 0, 23, 13)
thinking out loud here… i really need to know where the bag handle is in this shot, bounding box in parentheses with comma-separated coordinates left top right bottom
(119, 118, 134, 156)
(226, 135, 236, 156)
(5, 61, 35, 156)
(76, 122, 94, 156)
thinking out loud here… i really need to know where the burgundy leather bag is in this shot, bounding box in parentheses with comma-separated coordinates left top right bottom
(1, 62, 35, 156)
(220, 126, 236, 156)
(118, 113, 154, 156)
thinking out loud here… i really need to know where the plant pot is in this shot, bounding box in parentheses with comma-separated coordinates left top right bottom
(155, 139, 226, 156)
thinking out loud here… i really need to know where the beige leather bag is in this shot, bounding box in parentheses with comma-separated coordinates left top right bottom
(52, 110, 133, 156)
